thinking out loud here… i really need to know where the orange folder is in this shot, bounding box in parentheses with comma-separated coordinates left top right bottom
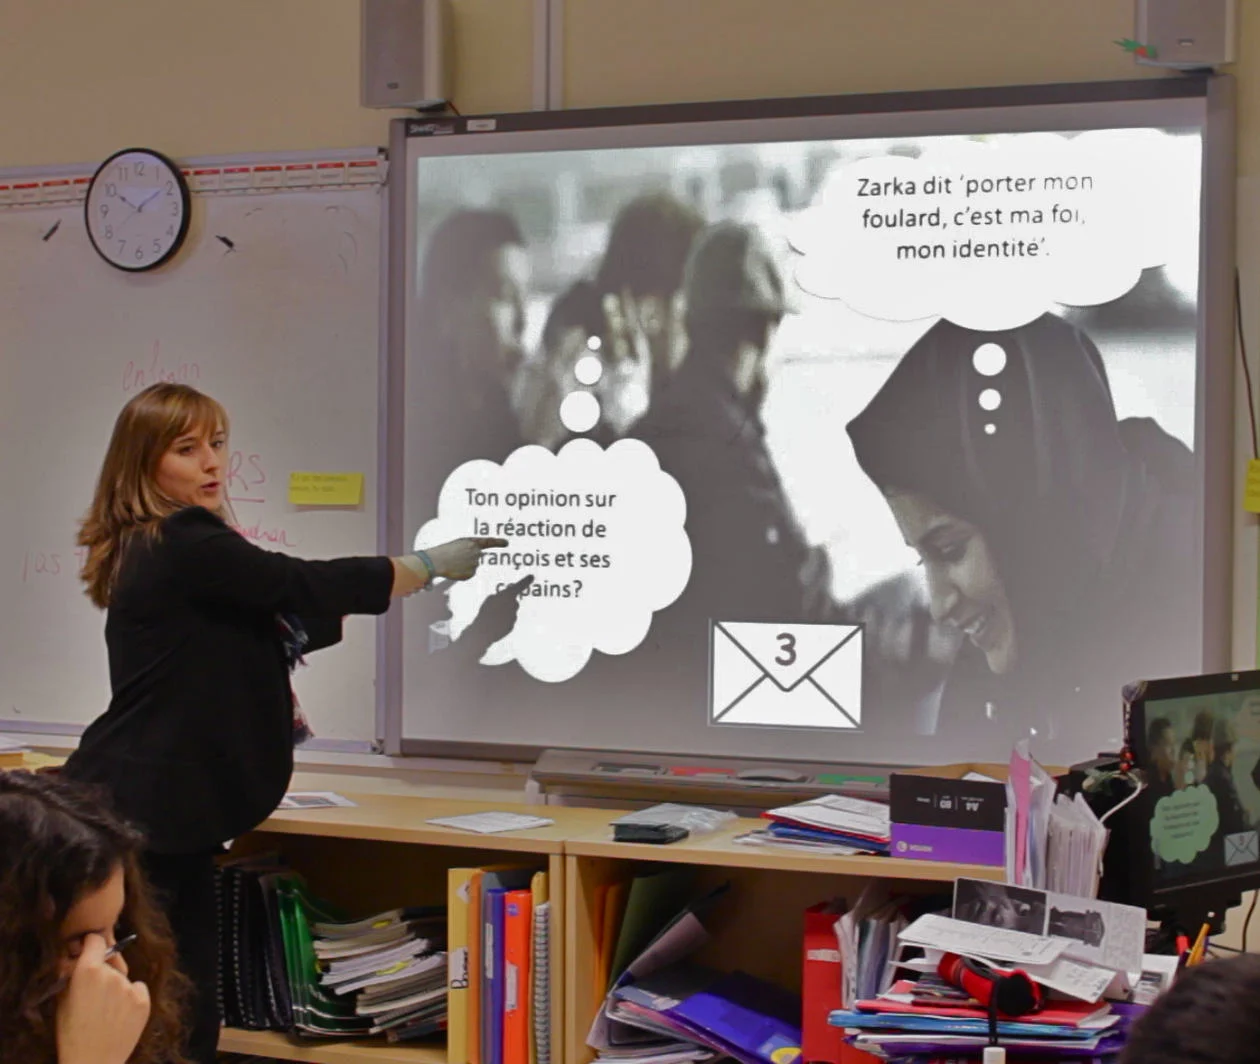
(503, 888, 534, 1064)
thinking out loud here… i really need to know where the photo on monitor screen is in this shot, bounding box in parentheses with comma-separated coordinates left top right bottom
(394, 91, 1225, 767)
(1140, 689, 1260, 885)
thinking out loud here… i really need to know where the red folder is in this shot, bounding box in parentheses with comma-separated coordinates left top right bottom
(803, 902, 846, 1064)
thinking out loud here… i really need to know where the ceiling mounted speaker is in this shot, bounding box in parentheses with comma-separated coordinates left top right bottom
(361, 0, 451, 110)
(1134, 0, 1237, 69)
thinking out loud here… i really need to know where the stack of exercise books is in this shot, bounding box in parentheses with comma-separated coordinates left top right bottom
(216, 856, 294, 1032)
(447, 864, 552, 1064)
(312, 906, 448, 1042)
(215, 855, 449, 1041)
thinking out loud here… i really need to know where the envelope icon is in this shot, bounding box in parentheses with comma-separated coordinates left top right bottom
(709, 621, 863, 729)
(1225, 830, 1259, 866)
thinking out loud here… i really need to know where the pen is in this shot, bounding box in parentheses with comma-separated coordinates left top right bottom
(34, 933, 139, 1007)
(104, 932, 138, 961)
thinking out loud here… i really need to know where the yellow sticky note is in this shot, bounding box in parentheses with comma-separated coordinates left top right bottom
(288, 471, 364, 507)
(1246, 460, 1260, 515)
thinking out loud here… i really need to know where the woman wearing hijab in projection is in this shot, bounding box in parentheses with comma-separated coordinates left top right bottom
(846, 312, 1198, 744)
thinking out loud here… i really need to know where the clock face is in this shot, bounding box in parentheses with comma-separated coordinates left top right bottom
(85, 148, 191, 272)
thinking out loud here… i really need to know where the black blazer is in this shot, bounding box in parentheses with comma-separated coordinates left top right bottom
(64, 507, 393, 853)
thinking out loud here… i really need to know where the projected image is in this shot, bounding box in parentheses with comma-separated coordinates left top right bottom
(404, 125, 1203, 760)
(1143, 691, 1260, 882)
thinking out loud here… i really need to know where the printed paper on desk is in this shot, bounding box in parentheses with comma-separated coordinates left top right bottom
(952, 878, 1145, 974)
(426, 811, 556, 834)
(709, 621, 863, 729)
(899, 914, 1067, 967)
(1015, 956, 1114, 1003)
(277, 791, 357, 809)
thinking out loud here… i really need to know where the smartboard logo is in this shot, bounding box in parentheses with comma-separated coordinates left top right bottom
(408, 121, 454, 136)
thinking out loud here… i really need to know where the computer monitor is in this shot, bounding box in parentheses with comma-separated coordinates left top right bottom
(1122, 670, 1260, 931)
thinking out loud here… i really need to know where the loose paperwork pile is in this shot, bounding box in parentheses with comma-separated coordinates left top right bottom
(734, 794, 891, 855)
(821, 877, 1174, 1062)
(586, 867, 804, 1064)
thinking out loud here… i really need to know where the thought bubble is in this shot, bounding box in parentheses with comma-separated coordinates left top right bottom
(791, 129, 1201, 331)
(414, 439, 692, 682)
(1151, 784, 1219, 866)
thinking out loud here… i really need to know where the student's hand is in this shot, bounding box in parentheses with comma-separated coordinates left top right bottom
(56, 934, 151, 1064)
(425, 537, 508, 581)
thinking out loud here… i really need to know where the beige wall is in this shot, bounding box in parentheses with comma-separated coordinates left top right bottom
(0, 0, 533, 169)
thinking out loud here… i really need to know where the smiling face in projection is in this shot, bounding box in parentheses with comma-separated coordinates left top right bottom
(886, 488, 1017, 676)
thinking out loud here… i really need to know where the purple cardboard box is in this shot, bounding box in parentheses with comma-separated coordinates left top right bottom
(889, 763, 1010, 867)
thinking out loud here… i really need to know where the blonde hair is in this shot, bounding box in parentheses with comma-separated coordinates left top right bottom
(78, 383, 230, 609)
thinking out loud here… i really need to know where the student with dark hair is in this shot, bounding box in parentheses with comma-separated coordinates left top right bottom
(847, 312, 1197, 741)
(0, 771, 189, 1064)
(1121, 953, 1260, 1064)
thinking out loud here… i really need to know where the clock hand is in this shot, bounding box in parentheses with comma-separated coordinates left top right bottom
(136, 189, 162, 212)
(118, 193, 140, 211)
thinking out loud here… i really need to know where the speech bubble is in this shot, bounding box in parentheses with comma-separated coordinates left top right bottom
(791, 129, 1201, 331)
(1151, 784, 1219, 866)
(414, 438, 692, 682)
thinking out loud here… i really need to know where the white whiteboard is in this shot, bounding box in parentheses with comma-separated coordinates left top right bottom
(0, 160, 383, 745)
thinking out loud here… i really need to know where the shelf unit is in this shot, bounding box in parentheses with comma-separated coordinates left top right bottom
(216, 793, 1005, 1064)
(220, 793, 604, 1064)
(562, 816, 1004, 1064)
(219, 1027, 444, 1064)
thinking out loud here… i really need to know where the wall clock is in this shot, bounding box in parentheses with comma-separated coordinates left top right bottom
(85, 147, 191, 272)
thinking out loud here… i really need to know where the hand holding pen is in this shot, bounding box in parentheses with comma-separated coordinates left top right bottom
(55, 933, 150, 1064)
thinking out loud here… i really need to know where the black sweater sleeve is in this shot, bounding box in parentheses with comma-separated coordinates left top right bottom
(301, 615, 345, 652)
(163, 508, 394, 617)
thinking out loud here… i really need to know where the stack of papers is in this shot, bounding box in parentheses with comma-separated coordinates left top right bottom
(1046, 792, 1109, 898)
(749, 795, 891, 855)
(830, 998, 1136, 1059)
(426, 811, 556, 834)
(1006, 741, 1056, 888)
(313, 908, 448, 1041)
(0, 734, 30, 768)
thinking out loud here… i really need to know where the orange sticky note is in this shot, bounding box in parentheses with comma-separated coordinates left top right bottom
(1245, 460, 1260, 514)
(288, 471, 364, 507)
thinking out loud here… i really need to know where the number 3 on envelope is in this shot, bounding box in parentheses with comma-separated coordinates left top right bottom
(708, 621, 863, 730)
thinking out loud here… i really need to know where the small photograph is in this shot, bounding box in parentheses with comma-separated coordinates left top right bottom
(953, 878, 1047, 935)
(1048, 906, 1106, 948)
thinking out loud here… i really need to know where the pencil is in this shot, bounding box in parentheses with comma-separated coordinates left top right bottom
(1187, 922, 1210, 966)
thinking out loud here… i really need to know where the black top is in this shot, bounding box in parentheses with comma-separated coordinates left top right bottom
(64, 507, 394, 853)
